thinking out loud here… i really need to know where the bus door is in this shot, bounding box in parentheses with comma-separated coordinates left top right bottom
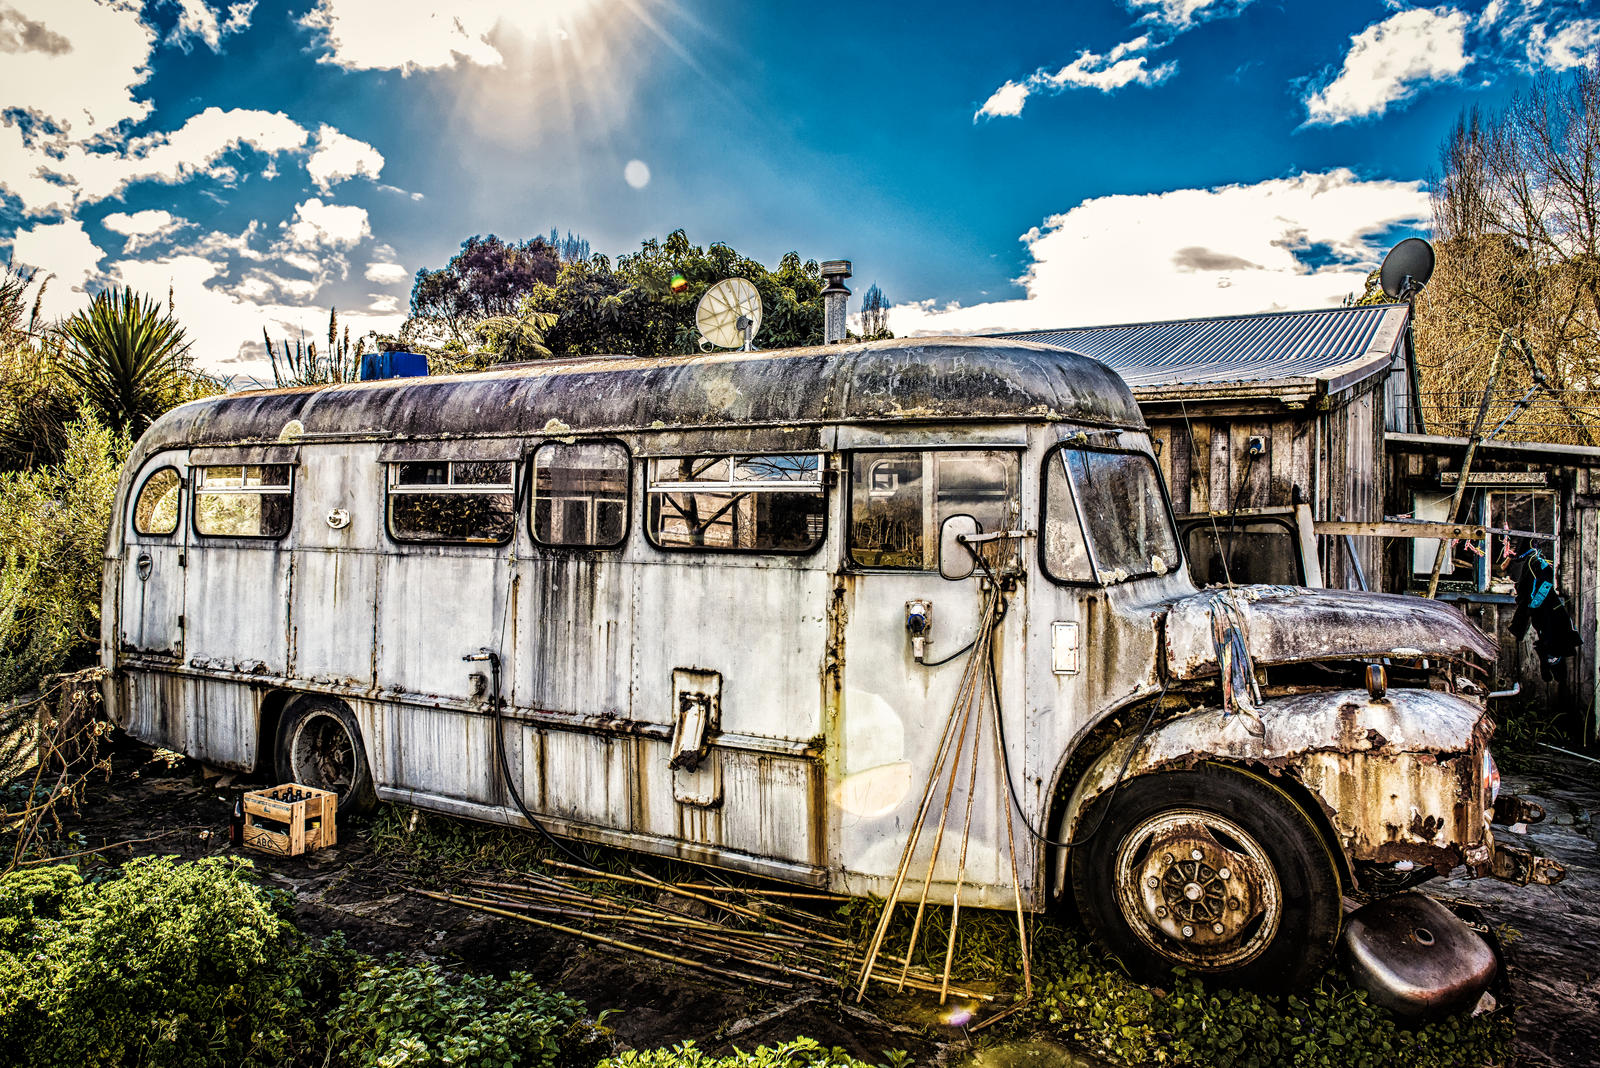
(837, 447, 1026, 897)
(120, 456, 189, 660)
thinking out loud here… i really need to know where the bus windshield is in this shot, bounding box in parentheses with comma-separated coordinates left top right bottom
(1044, 447, 1181, 584)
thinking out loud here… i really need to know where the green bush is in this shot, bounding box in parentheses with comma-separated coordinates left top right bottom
(601, 1038, 901, 1068)
(0, 855, 335, 1068)
(326, 956, 605, 1068)
(1026, 923, 1512, 1067)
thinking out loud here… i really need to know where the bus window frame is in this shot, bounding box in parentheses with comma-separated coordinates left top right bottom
(643, 453, 829, 557)
(191, 463, 295, 541)
(844, 445, 1026, 574)
(1038, 442, 1184, 588)
(131, 464, 184, 538)
(529, 439, 633, 551)
(384, 459, 517, 547)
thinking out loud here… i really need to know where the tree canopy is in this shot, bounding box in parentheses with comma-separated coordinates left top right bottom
(1415, 65, 1600, 445)
(402, 229, 835, 365)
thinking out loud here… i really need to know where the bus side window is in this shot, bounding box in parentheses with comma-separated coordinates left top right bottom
(387, 460, 515, 544)
(194, 464, 293, 538)
(133, 467, 182, 535)
(532, 442, 630, 548)
(849, 450, 1019, 570)
(646, 454, 825, 552)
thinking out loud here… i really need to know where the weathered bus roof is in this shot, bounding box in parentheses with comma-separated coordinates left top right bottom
(139, 336, 1144, 452)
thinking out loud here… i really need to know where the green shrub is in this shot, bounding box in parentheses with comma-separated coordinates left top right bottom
(327, 956, 606, 1068)
(601, 1038, 901, 1068)
(1026, 923, 1512, 1067)
(0, 855, 334, 1068)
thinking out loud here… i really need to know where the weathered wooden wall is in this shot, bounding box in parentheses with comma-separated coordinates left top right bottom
(1147, 376, 1388, 591)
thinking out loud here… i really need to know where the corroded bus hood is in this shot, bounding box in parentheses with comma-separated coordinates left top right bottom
(1163, 586, 1497, 680)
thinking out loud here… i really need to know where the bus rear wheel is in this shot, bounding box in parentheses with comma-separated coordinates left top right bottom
(1069, 763, 1341, 989)
(275, 697, 376, 815)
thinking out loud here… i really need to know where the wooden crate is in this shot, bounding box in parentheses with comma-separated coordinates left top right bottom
(242, 783, 337, 857)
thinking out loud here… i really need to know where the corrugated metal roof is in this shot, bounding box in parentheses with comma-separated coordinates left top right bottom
(993, 304, 1406, 392)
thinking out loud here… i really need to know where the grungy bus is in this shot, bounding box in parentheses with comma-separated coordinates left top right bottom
(102, 335, 1547, 986)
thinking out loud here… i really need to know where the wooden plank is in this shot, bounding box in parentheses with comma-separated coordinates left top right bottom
(1316, 521, 1489, 539)
(1188, 419, 1211, 513)
(1210, 423, 1231, 517)
(1150, 424, 1174, 499)
(1169, 421, 1192, 514)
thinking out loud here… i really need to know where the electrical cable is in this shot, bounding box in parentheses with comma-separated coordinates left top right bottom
(476, 458, 588, 865)
(965, 541, 1168, 850)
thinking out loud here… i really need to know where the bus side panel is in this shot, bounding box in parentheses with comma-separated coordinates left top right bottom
(289, 549, 378, 687)
(380, 703, 497, 805)
(122, 671, 256, 769)
(375, 553, 500, 702)
(512, 555, 632, 717)
(721, 751, 823, 865)
(185, 545, 291, 673)
(517, 725, 633, 829)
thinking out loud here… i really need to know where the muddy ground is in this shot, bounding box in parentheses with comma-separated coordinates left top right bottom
(34, 734, 1600, 1067)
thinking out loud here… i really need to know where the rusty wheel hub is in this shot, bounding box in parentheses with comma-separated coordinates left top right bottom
(1114, 809, 1281, 970)
(289, 712, 355, 793)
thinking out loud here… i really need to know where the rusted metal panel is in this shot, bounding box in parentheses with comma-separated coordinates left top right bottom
(128, 338, 1145, 457)
(1164, 586, 1496, 679)
(185, 545, 291, 674)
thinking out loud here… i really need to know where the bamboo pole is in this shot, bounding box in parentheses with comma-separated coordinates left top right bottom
(1426, 329, 1510, 598)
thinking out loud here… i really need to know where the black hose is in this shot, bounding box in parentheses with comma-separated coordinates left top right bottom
(483, 650, 589, 865)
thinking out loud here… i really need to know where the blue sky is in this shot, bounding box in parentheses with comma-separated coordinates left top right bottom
(1, 0, 1595, 382)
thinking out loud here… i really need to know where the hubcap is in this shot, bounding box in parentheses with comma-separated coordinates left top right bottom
(288, 711, 356, 795)
(1114, 809, 1281, 970)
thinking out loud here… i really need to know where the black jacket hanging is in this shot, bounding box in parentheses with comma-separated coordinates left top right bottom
(1510, 548, 1581, 679)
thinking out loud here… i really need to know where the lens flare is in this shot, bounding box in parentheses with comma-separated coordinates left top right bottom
(670, 272, 689, 292)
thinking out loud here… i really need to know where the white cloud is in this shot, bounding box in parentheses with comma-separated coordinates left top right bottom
(367, 293, 400, 313)
(976, 36, 1174, 120)
(976, 80, 1030, 119)
(166, 0, 255, 52)
(364, 261, 409, 285)
(301, 0, 512, 71)
(1526, 19, 1600, 69)
(0, 106, 310, 215)
(101, 208, 194, 252)
(111, 250, 402, 384)
(8, 218, 106, 319)
(1124, 0, 1255, 29)
(887, 170, 1429, 336)
(1304, 7, 1471, 125)
(281, 197, 371, 250)
(307, 124, 384, 192)
(0, 0, 153, 140)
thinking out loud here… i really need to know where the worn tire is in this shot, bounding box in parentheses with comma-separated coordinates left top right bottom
(274, 697, 377, 815)
(1070, 763, 1341, 989)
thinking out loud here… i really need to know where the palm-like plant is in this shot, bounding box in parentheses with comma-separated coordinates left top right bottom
(58, 288, 192, 433)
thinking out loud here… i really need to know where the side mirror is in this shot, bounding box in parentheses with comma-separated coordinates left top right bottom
(939, 514, 980, 580)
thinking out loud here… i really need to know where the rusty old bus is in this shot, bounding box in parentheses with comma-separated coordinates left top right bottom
(102, 336, 1545, 986)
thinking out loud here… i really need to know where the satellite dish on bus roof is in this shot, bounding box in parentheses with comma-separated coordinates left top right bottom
(1380, 237, 1436, 300)
(696, 277, 762, 351)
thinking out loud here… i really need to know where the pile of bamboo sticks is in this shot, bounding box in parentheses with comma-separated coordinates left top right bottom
(412, 858, 994, 1002)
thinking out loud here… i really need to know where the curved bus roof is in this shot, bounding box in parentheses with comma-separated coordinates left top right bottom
(139, 335, 1143, 454)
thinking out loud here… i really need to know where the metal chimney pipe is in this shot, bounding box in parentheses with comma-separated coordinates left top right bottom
(820, 259, 852, 344)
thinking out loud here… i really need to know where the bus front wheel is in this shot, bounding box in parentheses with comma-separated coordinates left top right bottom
(274, 697, 377, 815)
(1069, 763, 1341, 989)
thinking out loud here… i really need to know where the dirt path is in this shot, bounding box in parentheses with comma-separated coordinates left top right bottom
(1437, 748, 1600, 1068)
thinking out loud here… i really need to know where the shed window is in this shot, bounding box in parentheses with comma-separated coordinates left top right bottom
(1412, 488, 1557, 594)
(388, 460, 515, 544)
(646, 454, 825, 552)
(132, 467, 181, 536)
(849, 450, 1020, 570)
(194, 464, 292, 538)
(533, 442, 629, 548)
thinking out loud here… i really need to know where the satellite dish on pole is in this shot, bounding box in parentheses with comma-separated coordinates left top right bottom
(1380, 238, 1436, 300)
(695, 277, 762, 351)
